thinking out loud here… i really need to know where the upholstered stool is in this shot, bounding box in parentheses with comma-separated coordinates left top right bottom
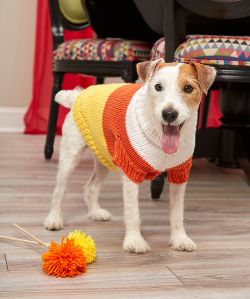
(150, 35, 250, 199)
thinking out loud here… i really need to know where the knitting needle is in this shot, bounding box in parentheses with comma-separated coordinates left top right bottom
(0, 236, 43, 246)
(13, 223, 48, 248)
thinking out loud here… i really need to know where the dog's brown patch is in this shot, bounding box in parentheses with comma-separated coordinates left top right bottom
(178, 64, 203, 108)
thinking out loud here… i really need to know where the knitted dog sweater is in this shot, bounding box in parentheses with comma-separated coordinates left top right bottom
(72, 83, 192, 184)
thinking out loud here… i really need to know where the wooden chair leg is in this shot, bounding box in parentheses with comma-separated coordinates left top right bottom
(151, 173, 165, 200)
(44, 72, 64, 160)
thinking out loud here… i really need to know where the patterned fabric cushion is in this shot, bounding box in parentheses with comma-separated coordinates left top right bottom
(54, 38, 152, 62)
(151, 35, 250, 66)
(175, 35, 250, 66)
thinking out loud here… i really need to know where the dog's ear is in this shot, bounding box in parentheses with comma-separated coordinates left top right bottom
(136, 58, 165, 82)
(191, 63, 216, 95)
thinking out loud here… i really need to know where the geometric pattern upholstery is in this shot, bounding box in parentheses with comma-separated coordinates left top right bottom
(175, 35, 250, 66)
(151, 35, 250, 66)
(54, 38, 152, 62)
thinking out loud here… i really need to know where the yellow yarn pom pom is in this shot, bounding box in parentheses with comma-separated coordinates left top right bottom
(67, 230, 96, 264)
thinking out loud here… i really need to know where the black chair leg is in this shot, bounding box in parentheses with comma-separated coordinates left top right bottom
(96, 76, 104, 84)
(121, 62, 138, 83)
(237, 158, 250, 186)
(151, 173, 165, 200)
(44, 72, 64, 160)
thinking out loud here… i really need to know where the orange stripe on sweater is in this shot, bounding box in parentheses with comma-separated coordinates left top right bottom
(167, 157, 192, 184)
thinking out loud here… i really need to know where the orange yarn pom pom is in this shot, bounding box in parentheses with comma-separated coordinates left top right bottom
(41, 237, 86, 278)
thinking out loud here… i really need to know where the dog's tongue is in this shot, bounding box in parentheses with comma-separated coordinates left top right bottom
(161, 125, 180, 154)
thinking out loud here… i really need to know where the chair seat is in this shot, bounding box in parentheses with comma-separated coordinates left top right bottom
(54, 38, 152, 62)
(151, 35, 250, 66)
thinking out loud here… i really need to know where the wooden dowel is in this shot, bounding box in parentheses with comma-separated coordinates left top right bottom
(0, 236, 44, 246)
(13, 223, 48, 248)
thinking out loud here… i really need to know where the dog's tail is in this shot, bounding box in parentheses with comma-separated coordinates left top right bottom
(55, 87, 83, 109)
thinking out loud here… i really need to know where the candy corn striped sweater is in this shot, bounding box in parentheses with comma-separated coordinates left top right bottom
(72, 83, 192, 184)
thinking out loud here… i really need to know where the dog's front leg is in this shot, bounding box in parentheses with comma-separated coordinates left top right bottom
(122, 175, 151, 253)
(169, 182, 197, 251)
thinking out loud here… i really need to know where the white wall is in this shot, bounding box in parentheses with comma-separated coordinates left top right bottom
(0, 0, 36, 131)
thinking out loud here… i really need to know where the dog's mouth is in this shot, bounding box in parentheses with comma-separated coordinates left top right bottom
(161, 122, 184, 154)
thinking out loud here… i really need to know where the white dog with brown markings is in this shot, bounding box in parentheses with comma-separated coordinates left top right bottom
(44, 58, 216, 254)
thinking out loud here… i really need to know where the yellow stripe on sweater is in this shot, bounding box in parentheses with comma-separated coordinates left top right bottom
(72, 83, 126, 171)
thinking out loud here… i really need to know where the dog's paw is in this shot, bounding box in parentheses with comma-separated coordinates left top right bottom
(88, 208, 112, 221)
(170, 234, 197, 252)
(123, 233, 151, 254)
(44, 213, 63, 231)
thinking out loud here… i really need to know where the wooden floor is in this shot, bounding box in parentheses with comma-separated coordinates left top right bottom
(0, 133, 250, 298)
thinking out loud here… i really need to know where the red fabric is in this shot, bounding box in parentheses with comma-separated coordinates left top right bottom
(206, 90, 222, 128)
(24, 0, 95, 134)
(198, 90, 222, 128)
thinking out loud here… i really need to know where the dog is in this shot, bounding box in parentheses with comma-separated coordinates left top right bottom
(44, 58, 216, 254)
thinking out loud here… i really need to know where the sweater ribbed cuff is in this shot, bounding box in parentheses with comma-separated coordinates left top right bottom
(167, 158, 192, 184)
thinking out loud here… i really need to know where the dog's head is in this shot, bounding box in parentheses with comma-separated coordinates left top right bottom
(136, 59, 216, 154)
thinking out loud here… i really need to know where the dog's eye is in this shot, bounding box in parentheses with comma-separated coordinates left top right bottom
(154, 83, 162, 92)
(184, 84, 194, 94)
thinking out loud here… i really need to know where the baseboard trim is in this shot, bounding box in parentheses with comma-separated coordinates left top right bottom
(0, 106, 26, 132)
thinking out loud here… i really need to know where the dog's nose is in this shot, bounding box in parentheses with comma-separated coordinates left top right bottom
(162, 108, 178, 123)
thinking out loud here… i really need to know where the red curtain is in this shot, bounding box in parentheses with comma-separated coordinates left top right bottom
(24, 0, 95, 134)
(199, 90, 222, 128)
(206, 90, 222, 128)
